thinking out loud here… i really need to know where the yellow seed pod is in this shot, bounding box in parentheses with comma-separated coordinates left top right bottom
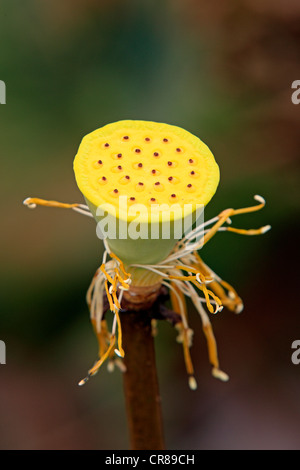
(74, 120, 219, 266)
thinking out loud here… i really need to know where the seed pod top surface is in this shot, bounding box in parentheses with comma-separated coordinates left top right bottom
(74, 120, 219, 221)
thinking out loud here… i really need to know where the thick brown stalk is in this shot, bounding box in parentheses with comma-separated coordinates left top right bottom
(120, 306, 165, 450)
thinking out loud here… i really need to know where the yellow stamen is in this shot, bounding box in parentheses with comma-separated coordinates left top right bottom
(202, 196, 267, 246)
(91, 319, 110, 358)
(169, 270, 222, 314)
(192, 252, 243, 313)
(170, 281, 188, 321)
(104, 280, 115, 312)
(88, 335, 116, 377)
(224, 226, 271, 236)
(110, 252, 131, 280)
(100, 264, 114, 285)
(23, 197, 80, 209)
(113, 309, 125, 357)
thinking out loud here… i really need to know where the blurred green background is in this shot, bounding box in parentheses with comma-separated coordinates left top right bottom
(0, 0, 299, 449)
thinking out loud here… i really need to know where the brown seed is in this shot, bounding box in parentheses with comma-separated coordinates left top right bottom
(168, 176, 173, 181)
(118, 165, 122, 170)
(189, 159, 194, 164)
(138, 163, 143, 168)
(167, 161, 172, 166)
(187, 184, 192, 188)
(171, 193, 176, 198)
(163, 138, 168, 142)
(153, 152, 159, 157)
(155, 182, 160, 185)
(145, 137, 150, 141)
(152, 169, 156, 174)
(98, 160, 102, 164)
(150, 198, 156, 202)
(135, 148, 141, 153)
(125, 175, 130, 180)
(130, 197, 135, 201)
(104, 143, 110, 147)
(117, 153, 122, 158)
(114, 189, 119, 193)
(176, 148, 181, 152)
(138, 182, 144, 186)
(102, 176, 107, 181)
(190, 171, 195, 175)
(123, 136, 129, 140)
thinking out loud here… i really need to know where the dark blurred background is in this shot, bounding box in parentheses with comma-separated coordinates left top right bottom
(0, 0, 299, 449)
